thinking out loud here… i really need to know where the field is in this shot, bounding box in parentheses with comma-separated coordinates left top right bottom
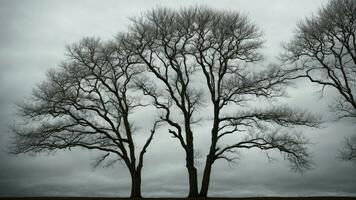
(1, 197, 356, 200)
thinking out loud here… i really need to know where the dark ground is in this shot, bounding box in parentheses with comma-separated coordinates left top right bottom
(1, 197, 356, 200)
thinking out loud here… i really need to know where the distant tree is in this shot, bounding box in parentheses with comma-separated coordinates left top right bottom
(283, 0, 356, 162)
(339, 135, 356, 163)
(127, 7, 321, 197)
(10, 37, 159, 198)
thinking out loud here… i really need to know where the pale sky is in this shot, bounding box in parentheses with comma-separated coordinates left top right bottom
(0, 0, 355, 197)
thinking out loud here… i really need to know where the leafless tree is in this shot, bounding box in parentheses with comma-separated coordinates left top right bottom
(189, 8, 321, 197)
(127, 7, 321, 197)
(126, 8, 204, 197)
(10, 37, 159, 198)
(283, 0, 356, 162)
(339, 135, 356, 163)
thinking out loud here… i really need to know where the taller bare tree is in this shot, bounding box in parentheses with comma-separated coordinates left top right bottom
(127, 7, 321, 197)
(11, 37, 159, 198)
(283, 0, 356, 162)
(126, 8, 203, 197)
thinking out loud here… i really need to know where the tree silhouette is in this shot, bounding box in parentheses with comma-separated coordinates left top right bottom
(283, 0, 356, 162)
(10, 37, 159, 198)
(11, 6, 326, 198)
(127, 8, 203, 196)
(128, 7, 321, 197)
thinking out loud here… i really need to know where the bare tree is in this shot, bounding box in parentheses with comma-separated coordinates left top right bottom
(10, 37, 159, 198)
(339, 135, 356, 163)
(189, 8, 320, 197)
(283, 0, 356, 162)
(126, 8, 203, 197)
(127, 7, 321, 197)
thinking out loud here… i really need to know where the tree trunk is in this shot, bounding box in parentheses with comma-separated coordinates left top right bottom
(130, 170, 142, 198)
(186, 154, 199, 198)
(200, 106, 219, 197)
(199, 155, 213, 197)
(184, 116, 199, 198)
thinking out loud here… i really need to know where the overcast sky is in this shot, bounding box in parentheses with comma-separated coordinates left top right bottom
(0, 0, 355, 198)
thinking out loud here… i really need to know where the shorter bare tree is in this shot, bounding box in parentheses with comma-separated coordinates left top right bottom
(283, 0, 356, 163)
(10, 37, 159, 198)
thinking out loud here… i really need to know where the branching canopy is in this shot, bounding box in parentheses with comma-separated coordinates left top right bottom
(283, 0, 356, 163)
(11, 37, 158, 171)
(127, 7, 321, 173)
(283, 0, 356, 119)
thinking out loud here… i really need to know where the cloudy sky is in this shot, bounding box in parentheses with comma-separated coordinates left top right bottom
(0, 0, 355, 197)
